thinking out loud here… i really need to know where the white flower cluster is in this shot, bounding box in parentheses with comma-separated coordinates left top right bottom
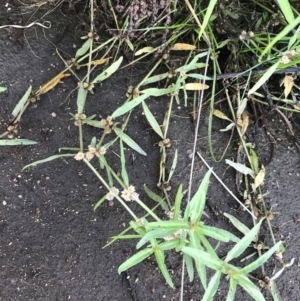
(74, 145, 107, 161)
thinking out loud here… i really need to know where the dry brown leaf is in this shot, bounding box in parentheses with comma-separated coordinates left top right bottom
(241, 110, 249, 135)
(135, 46, 154, 56)
(37, 73, 71, 95)
(281, 75, 294, 98)
(254, 165, 265, 189)
(293, 104, 300, 110)
(213, 109, 231, 121)
(80, 57, 111, 67)
(170, 43, 196, 51)
(181, 83, 209, 90)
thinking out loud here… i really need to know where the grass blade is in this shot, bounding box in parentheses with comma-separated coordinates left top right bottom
(0, 86, 7, 92)
(201, 271, 221, 301)
(136, 229, 177, 249)
(120, 139, 129, 186)
(238, 275, 265, 301)
(200, 224, 240, 243)
(22, 154, 75, 170)
(167, 149, 178, 183)
(77, 83, 86, 114)
(224, 213, 251, 236)
(92, 56, 123, 83)
(226, 278, 237, 301)
(11, 85, 32, 119)
(93, 195, 107, 211)
(173, 184, 183, 220)
(153, 245, 174, 288)
(111, 93, 148, 118)
(114, 127, 147, 156)
(225, 219, 263, 262)
(75, 38, 91, 59)
(181, 246, 224, 272)
(118, 248, 153, 273)
(184, 253, 194, 282)
(276, 0, 294, 24)
(142, 101, 163, 138)
(189, 169, 212, 223)
(143, 185, 169, 211)
(248, 61, 280, 96)
(0, 139, 37, 146)
(239, 241, 283, 274)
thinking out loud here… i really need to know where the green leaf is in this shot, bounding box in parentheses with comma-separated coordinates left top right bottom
(118, 248, 153, 273)
(159, 239, 181, 251)
(153, 246, 174, 288)
(141, 73, 169, 86)
(259, 15, 300, 60)
(141, 86, 179, 97)
(120, 139, 129, 187)
(238, 275, 266, 301)
(197, 0, 218, 41)
(270, 280, 282, 301)
(145, 220, 188, 231)
(201, 271, 221, 301)
(187, 73, 212, 80)
(225, 159, 255, 178)
(130, 220, 146, 236)
(167, 149, 178, 183)
(22, 154, 75, 170)
(100, 156, 113, 187)
(249, 148, 259, 175)
(11, 85, 32, 119)
(136, 229, 177, 249)
(126, 39, 134, 52)
(84, 119, 105, 129)
(114, 127, 147, 156)
(0, 86, 7, 92)
(239, 241, 283, 274)
(77, 83, 86, 114)
(176, 52, 208, 73)
(184, 253, 194, 282)
(93, 195, 107, 211)
(181, 246, 225, 272)
(248, 61, 280, 96)
(200, 224, 240, 243)
(276, 0, 294, 24)
(173, 184, 183, 221)
(142, 101, 163, 138)
(189, 230, 207, 289)
(189, 169, 212, 223)
(288, 24, 300, 49)
(225, 219, 263, 262)
(226, 278, 237, 301)
(143, 185, 168, 211)
(224, 213, 251, 237)
(111, 93, 148, 118)
(75, 38, 91, 59)
(92, 56, 123, 83)
(0, 139, 37, 146)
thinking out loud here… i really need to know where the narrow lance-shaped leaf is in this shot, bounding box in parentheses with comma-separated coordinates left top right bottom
(189, 170, 212, 223)
(0, 86, 7, 92)
(201, 271, 221, 301)
(77, 83, 86, 114)
(184, 253, 194, 282)
(114, 127, 147, 156)
(75, 38, 92, 59)
(111, 93, 149, 118)
(239, 241, 283, 274)
(225, 219, 263, 262)
(92, 56, 123, 83)
(11, 85, 32, 119)
(248, 61, 280, 96)
(120, 139, 129, 187)
(0, 139, 37, 146)
(118, 248, 153, 274)
(153, 244, 174, 288)
(276, 0, 294, 24)
(142, 101, 163, 138)
(22, 154, 75, 170)
(173, 184, 183, 221)
(143, 185, 168, 211)
(224, 213, 251, 237)
(93, 195, 107, 211)
(167, 149, 178, 183)
(225, 159, 255, 178)
(226, 278, 237, 301)
(238, 275, 266, 301)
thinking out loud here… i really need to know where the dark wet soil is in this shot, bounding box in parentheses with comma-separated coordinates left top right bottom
(1, 2, 300, 301)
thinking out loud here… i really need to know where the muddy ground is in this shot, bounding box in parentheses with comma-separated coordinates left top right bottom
(0, 2, 300, 301)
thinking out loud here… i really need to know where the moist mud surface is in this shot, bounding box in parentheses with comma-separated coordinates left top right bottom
(0, 2, 300, 301)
